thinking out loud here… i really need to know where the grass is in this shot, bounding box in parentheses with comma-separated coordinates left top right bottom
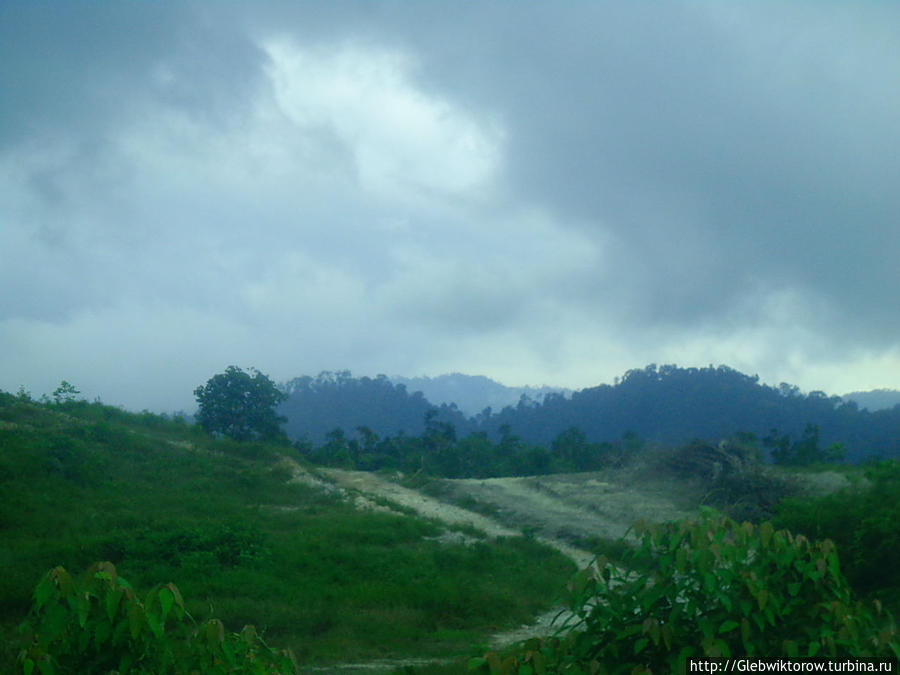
(0, 393, 575, 669)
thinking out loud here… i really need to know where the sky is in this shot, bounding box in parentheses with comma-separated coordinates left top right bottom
(2, 2, 899, 413)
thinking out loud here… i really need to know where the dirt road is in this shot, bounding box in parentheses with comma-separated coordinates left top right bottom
(313, 464, 703, 576)
(285, 458, 839, 671)
(448, 469, 697, 544)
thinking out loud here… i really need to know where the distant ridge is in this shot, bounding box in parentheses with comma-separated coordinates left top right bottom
(277, 366, 900, 461)
(843, 389, 900, 412)
(390, 373, 570, 417)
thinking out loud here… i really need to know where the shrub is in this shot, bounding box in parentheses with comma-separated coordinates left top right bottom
(471, 510, 899, 674)
(774, 460, 900, 600)
(16, 562, 297, 674)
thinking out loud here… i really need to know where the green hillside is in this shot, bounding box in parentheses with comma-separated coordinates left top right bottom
(0, 391, 574, 671)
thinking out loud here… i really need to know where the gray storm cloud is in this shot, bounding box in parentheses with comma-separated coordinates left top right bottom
(1, 2, 897, 411)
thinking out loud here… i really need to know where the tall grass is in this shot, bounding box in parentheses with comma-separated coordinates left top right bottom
(0, 393, 574, 668)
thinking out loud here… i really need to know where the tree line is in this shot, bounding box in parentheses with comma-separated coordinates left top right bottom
(275, 365, 899, 462)
(189, 366, 854, 478)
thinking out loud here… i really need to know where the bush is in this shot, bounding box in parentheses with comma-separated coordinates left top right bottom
(661, 437, 797, 523)
(471, 510, 899, 674)
(16, 562, 297, 674)
(774, 460, 900, 600)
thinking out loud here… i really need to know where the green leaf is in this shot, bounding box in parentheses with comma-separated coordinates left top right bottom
(165, 583, 184, 610)
(146, 613, 163, 639)
(807, 641, 821, 657)
(240, 624, 259, 643)
(718, 620, 739, 634)
(42, 603, 69, 643)
(205, 618, 225, 647)
(634, 638, 649, 654)
(128, 603, 144, 639)
(23, 657, 35, 675)
(76, 592, 90, 628)
(52, 567, 73, 598)
(159, 587, 174, 622)
(94, 617, 112, 647)
(662, 623, 673, 650)
(34, 576, 54, 610)
(753, 613, 765, 632)
(105, 586, 122, 622)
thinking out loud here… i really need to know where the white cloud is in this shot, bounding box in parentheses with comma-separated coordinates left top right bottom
(262, 39, 504, 202)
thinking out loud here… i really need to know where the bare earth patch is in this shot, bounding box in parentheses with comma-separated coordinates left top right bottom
(275, 457, 851, 671)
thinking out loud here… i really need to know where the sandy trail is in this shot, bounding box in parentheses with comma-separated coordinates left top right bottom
(318, 469, 522, 539)
(312, 466, 697, 653)
(447, 469, 696, 546)
(276, 456, 849, 672)
(278, 459, 701, 669)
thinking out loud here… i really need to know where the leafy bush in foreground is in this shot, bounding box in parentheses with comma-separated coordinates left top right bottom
(471, 511, 899, 674)
(774, 459, 900, 601)
(17, 562, 296, 674)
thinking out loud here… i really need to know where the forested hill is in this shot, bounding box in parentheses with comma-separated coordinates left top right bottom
(279, 366, 900, 461)
(279, 371, 469, 444)
(480, 365, 899, 461)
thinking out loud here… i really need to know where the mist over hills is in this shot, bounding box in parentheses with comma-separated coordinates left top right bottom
(278, 365, 900, 462)
(842, 389, 900, 412)
(389, 373, 570, 416)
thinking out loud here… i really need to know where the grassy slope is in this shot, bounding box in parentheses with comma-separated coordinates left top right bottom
(0, 394, 574, 669)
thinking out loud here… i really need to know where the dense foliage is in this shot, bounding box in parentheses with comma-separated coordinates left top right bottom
(472, 511, 899, 674)
(194, 366, 287, 442)
(17, 562, 296, 674)
(279, 371, 465, 443)
(764, 424, 846, 466)
(298, 417, 634, 478)
(774, 460, 900, 605)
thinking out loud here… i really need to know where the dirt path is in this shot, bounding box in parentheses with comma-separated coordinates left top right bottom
(276, 455, 853, 672)
(277, 459, 705, 670)
(446, 469, 697, 546)
(318, 469, 522, 539)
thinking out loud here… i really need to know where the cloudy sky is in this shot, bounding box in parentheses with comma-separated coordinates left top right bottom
(2, 2, 899, 412)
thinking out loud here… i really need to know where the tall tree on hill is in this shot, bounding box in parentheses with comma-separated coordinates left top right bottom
(194, 366, 287, 442)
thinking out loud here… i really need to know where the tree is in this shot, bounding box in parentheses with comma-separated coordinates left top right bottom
(194, 366, 287, 442)
(766, 424, 844, 466)
(52, 380, 80, 404)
